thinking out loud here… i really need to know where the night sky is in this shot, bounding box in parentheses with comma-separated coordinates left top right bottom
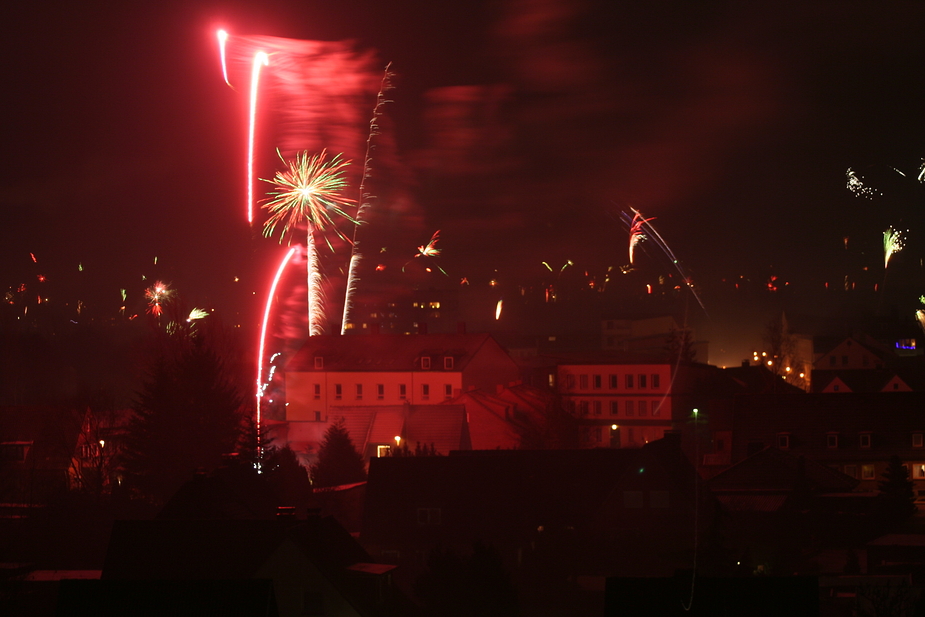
(3, 1, 925, 366)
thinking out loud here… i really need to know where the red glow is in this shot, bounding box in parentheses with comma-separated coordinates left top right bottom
(29, 252, 37, 263)
(376, 264, 386, 271)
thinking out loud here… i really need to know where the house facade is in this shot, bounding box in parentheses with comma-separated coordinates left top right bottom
(283, 333, 521, 423)
(551, 354, 675, 448)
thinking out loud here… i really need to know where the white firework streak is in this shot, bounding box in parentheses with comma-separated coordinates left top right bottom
(307, 232, 325, 336)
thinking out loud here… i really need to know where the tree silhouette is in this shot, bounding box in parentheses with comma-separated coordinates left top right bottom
(309, 419, 366, 488)
(876, 455, 917, 527)
(122, 332, 246, 504)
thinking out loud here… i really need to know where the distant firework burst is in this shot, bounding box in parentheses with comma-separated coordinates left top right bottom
(403, 230, 448, 276)
(145, 281, 173, 317)
(628, 212, 656, 264)
(846, 168, 881, 198)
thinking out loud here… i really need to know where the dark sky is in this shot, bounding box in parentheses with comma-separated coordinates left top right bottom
(2, 1, 925, 363)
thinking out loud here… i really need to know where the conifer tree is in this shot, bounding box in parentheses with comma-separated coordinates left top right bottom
(309, 419, 366, 488)
(877, 455, 917, 525)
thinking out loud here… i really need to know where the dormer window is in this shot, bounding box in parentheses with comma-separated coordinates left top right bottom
(859, 432, 871, 449)
(421, 357, 431, 370)
(443, 356, 454, 370)
(314, 357, 323, 369)
(777, 433, 790, 450)
(827, 433, 838, 449)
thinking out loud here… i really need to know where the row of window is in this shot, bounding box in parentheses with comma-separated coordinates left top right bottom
(836, 463, 925, 481)
(312, 356, 455, 370)
(778, 432, 925, 450)
(314, 383, 454, 401)
(566, 373, 662, 391)
(573, 399, 662, 417)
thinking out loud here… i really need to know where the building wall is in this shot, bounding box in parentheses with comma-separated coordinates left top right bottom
(285, 371, 464, 422)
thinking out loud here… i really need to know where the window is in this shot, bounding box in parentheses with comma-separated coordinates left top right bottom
(844, 464, 857, 478)
(445, 384, 452, 398)
(443, 356, 454, 370)
(422, 384, 430, 400)
(566, 374, 575, 389)
(356, 384, 363, 399)
(376, 445, 391, 457)
(651, 403, 660, 417)
(915, 464, 925, 480)
(593, 401, 602, 416)
(593, 375, 602, 389)
(626, 400, 635, 416)
(417, 507, 441, 525)
(777, 434, 790, 449)
(914, 433, 924, 449)
(377, 384, 384, 399)
(313, 383, 321, 399)
(626, 374, 634, 389)
(609, 374, 618, 389)
(421, 357, 431, 370)
(610, 401, 619, 415)
(334, 384, 342, 400)
(580, 401, 589, 416)
(859, 433, 871, 449)
(829, 356, 836, 367)
(79, 443, 99, 459)
(580, 375, 589, 389)
(651, 374, 660, 389)
(399, 384, 407, 399)
(314, 357, 324, 369)
(314, 411, 322, 422)
(638, 400, 647, 416)
(842, 355, 848, 366)
(623, 491, 644, 508)
(638, 374, 647, 389)
(861, 464, 876, 480)
(827, 434, 838, 449)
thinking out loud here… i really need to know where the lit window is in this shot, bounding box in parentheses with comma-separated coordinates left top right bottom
(859, 433, 871, 449)
(916, 465, 925, 479)
(377, 445, 391, 457)
(861, 464, 875, 480)
(428, 301, 440, 309)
